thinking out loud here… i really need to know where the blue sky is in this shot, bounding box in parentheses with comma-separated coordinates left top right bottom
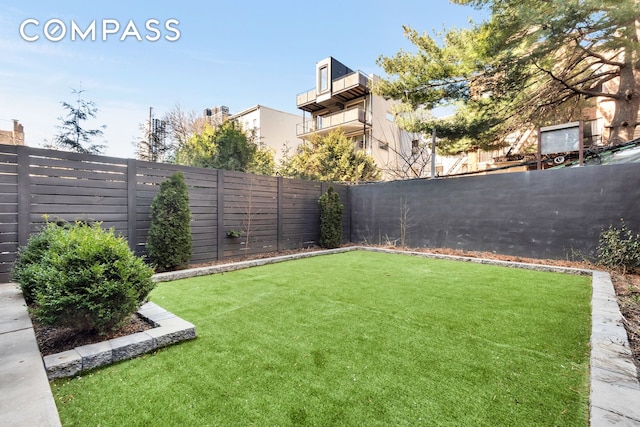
(0, 1, 486, 158)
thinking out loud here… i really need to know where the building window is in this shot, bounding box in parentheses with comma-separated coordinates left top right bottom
(319, 66, 328, 92)
(386, 112, 395, 122)
(411, 139, 419, 155)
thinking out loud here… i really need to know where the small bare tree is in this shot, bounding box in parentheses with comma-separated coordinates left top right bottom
(161, 103, 209, 157)
(241, 176, 259, 258)
(378, 136, 434, 180)
(399, 196, 410, 248)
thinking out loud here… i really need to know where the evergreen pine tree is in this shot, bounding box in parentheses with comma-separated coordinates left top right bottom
(318, 187, 343, 249)
(147, 172, 192, 272)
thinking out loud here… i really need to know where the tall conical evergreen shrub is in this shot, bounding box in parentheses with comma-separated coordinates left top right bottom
(318, 186, 343, 249)
(147, 172, 192, 272)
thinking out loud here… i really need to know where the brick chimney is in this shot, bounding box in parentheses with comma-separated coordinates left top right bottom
(12, 119, 24, 145)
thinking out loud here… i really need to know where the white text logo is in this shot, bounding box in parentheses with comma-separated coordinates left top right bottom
(19, 18, 181, 42)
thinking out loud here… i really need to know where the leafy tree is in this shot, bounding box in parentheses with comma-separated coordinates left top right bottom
(318, 186, 344, 249)
(249, 142, 276, 176)
(146, 172, 192, 272)
(49, 88, 106, 154)
(211, 120, 258, 171)
(376, 0, 640, 152)
(176, 121, 275, 174)
(175, 123, 218, 168)
(281, 128, 381, 182)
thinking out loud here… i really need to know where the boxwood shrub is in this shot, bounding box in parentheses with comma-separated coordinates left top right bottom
(12, 221, 155, 334)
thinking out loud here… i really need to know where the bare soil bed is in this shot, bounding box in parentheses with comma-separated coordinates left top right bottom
(32, 245, 640, 376)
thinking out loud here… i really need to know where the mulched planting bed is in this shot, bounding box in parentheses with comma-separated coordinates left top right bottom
(33, 312, 155, 356)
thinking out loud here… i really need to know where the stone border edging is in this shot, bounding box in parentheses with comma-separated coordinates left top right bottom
(43, 302, 196, 380)
(152, 247, 357, 282)
(153, 245, 640, 425)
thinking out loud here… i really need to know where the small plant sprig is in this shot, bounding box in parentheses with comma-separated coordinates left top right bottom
(226, 229, 244, 238)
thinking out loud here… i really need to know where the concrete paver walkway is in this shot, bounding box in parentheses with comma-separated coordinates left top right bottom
(0, 282, 61, 427)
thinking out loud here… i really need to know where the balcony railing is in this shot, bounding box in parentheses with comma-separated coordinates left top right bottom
(331, 70, 369, 94)
(296, 107, 371, 136)
(296, 88, 317, 107)
(296, 71, 370, 108)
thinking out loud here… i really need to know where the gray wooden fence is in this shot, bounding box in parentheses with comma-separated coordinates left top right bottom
(0, 145, 350, 283)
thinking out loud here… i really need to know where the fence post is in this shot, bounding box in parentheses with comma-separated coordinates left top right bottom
(17, 146, 31, 248)
(345, 185, 351, 244)
(277, 176, 284, 252)
(217, 169, 225, 260)
(127, 159, 137, 253)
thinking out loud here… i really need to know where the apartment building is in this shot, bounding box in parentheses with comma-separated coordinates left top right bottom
(0, 120, 24, 146)
(203, 105, 230, 126)
(230, 105, 301, 164)
(296, 57, 427, 180)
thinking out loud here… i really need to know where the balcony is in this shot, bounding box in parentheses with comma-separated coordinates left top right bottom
(296, 89, 319, 112)
(296, 71, 370, 113)
(331, 71, 369, 100)
(297, 107, 371, 138)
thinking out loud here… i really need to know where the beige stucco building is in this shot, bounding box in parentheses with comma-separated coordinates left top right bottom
(230, 105, 301, 164)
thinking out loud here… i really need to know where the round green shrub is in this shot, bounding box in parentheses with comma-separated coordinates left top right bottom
(596, 219, 640, 274)
(12, 222, 65, 304)
(12, 221, 155, 334)
(318, 186, 343, 249)
(146, 172, 192, 272)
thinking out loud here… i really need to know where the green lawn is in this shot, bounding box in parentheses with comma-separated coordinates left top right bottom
(52, 250, 592, 426)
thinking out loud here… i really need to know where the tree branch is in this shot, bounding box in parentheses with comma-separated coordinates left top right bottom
(535, 62, 620, 100)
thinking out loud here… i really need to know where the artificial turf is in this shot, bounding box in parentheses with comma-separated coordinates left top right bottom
(52, 250, 592, 426)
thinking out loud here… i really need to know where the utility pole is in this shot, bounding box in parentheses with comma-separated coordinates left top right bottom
(430, 127, 436, 179)
(148, 107, 153, 161)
